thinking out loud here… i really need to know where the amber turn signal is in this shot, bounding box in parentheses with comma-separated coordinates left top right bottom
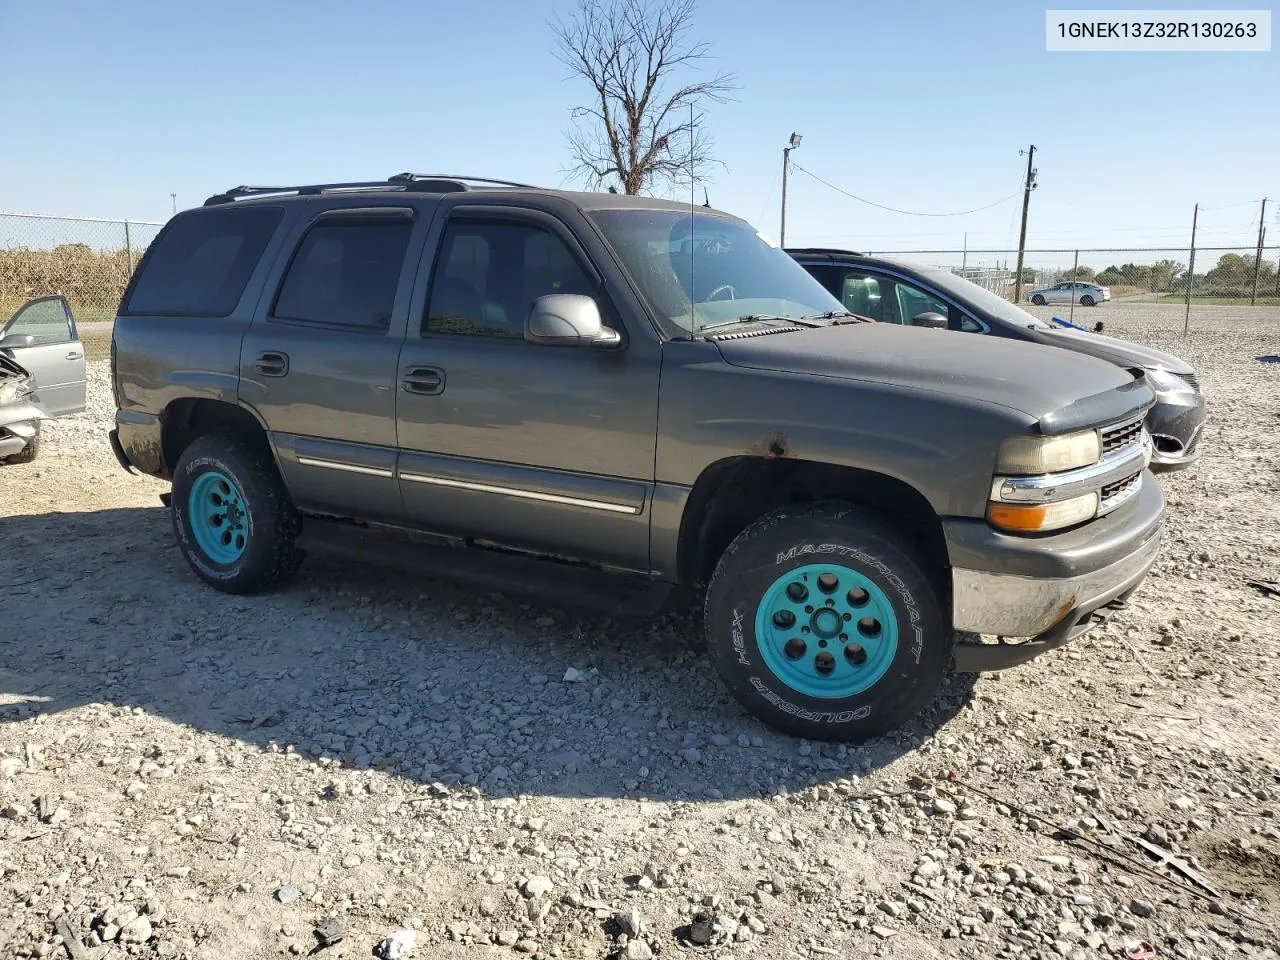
(987, 503, 1046, 532)
(987, 492, 1099, 533)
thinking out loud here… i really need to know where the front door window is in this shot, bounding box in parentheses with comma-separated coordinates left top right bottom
(2, 296, 74, 345)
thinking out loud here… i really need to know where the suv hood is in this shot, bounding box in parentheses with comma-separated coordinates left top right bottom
(714, 324, 1142, 424)
(1031, 326, 1194, 375)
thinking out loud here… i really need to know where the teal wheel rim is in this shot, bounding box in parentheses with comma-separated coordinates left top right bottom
(188, 470, 248, 564)
(754, 563, 898, 699)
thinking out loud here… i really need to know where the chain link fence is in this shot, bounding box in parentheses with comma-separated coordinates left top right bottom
(863, 246, 1280, 306)
(0, 213, 165, 328)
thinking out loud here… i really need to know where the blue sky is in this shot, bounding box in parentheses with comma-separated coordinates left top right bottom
(1, 0, 1275, 254)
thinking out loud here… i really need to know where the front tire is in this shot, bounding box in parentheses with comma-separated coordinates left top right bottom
(171, 433, 304, 594)
(704, 503, 951, 741)
(3, 429, 40, 464)
(1031, 295, 1046, 305)
(1081, 295, 1095, 307)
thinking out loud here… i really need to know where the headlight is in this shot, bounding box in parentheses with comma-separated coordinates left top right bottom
(987, 492, 1099, 533)
(1146, 367, 1196, 394)
(995, 428, 1101, 475)
(0, 379, 31, 404)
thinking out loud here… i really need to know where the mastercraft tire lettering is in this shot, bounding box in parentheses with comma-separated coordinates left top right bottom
(704, 503, 950, 741)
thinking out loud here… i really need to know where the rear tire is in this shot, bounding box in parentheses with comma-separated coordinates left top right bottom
(1081, 295, 1095, 306)
(3, 429, 40, 464)
(170, 433, 304, 594)
(703, 502, 951, 741)
(1031, 295, 1046, 306)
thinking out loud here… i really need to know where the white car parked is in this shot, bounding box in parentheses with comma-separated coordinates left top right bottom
(1027, 281, 1111, 306)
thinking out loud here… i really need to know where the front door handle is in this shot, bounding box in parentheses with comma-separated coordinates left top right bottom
(402, 365, 445, 395)
(65, 350, 83, 360)
(254, 351, 290, 377)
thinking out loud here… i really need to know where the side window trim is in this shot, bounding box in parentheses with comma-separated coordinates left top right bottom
(265, 206, 419, 335)
(440, 206, 605, 287)
(417, 205, 617, 344)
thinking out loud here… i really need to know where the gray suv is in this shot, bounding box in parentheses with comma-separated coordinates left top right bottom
(109, 174, 1165, 741)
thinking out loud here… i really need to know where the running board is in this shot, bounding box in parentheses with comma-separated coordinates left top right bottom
(295, 516, 676, 618)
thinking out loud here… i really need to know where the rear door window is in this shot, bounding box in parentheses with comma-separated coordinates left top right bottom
(273, 216, 414, 331)
(124, 206, 283, 317)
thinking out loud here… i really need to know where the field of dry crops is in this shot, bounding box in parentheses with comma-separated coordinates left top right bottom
(0, 245, 138, 327)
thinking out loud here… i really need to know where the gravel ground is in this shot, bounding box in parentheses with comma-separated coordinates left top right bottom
(2, 303, 1279, 960)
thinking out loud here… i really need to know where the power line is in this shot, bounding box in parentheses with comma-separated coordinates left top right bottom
(791, 163, 1021, 217)
(756, 161, 782, 232)
(1199, 197, 1265, 211)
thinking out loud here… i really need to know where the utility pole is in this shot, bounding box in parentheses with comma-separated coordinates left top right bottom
(1068, 248, 1079, 327)
(780, 132, 801, 248)
(170, 193, 177, 216)
(1184, 203, 1198, 337)
(1013, 144, 1036, 304)
(1250, 197, 1268, 305)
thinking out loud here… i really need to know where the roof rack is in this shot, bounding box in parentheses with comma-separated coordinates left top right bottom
(784, 246, 866, 257)
(203, 173, 541, 207)
(387, 172, 542, 189)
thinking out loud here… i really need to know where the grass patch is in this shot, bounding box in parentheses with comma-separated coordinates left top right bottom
(1184, 295, 1280, 307)
(1105, 285, 1148, 299)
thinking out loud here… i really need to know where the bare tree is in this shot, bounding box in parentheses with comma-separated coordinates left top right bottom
(552, 0, 736, 196)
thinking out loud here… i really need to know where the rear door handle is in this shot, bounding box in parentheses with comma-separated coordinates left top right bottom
(65, 350, 83, 360)
(254, 351, 290, 377)
(402, 365, 445, 395)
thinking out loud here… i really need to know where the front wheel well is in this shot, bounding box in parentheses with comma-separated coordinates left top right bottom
(162, 398, 270, 475)
(678, 457, 950, 597)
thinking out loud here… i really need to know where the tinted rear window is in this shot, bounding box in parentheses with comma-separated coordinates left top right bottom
(273, 219, 413, 330)
(124, 206, 283, 317)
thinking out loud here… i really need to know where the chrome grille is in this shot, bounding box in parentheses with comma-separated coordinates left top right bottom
(1101, 418, 1144, 454)
(1100, 471, 1142, 511)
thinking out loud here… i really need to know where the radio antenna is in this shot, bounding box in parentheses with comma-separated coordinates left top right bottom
(689, 101, 696, 334)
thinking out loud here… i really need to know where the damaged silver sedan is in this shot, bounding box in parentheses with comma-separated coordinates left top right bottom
(0, 296, 88, 464)
(0, 353, 50, 463)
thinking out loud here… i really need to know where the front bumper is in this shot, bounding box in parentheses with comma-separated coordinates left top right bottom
(0, 400, 52, 457)
(0, 400, 52, 429)
(947, 476, 1164, 670)
(1147, 389, 1207, 472)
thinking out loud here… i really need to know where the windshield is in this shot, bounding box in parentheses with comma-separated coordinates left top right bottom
(589, 209, 844, 335)
(919, 268, 1055, 331)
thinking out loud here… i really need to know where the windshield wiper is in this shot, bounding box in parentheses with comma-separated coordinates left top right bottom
(698, 314, 824, 333)
(800, 310, 872, 325)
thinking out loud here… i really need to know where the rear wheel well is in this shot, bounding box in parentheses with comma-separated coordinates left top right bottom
(162, 399, 270, 476)
(678, 457, 949, 598)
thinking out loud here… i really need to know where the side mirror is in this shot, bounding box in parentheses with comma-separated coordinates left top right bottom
(0, 332, 37, 349)
(525, 294, 621, 348)
(911, 311, 947, 329)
